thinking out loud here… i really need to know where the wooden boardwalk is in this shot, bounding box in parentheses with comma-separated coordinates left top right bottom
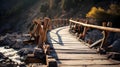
(48, 26, 120, 67)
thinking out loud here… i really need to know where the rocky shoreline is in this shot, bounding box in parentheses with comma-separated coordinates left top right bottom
(0, 33, 37, 66)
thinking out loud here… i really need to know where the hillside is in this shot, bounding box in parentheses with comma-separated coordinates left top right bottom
(0, 0, 40, 34)
(0, 0, 120, 66)
(0, 0, 120, 34)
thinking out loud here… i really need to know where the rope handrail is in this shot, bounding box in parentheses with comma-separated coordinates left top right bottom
(70, 19, 120, 33)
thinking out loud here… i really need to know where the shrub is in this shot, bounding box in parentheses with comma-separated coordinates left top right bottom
(86, 4, 120, 23)
(107, 4, 120, 15)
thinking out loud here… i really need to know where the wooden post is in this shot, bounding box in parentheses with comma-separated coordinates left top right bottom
(100, 22, 107, 49)
(99, 22, 112, 53)
(70, 18, 72, 29)
(78, 20, 88, 39)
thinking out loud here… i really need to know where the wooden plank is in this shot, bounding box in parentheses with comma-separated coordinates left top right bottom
(54, 49, 96, 54)
(58, 60, 120, 65)
(59, 65, 120, 67)
(49, 26, 120, 67)
(58, 65, 84, 67)
(53, 54, 107, 60)
(53, 46, 89, 50)
(87, 65, 120, 67)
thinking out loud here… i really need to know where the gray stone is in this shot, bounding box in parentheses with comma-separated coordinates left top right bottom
(34, 48, 45, 59)
(17, 48, 33, 56)
(0, 52, 7, 59)
(111, 39, 120, 53)
(11, 41, 24, 49)
(84, 29, 102, 43)
(0, 37, 16, 46)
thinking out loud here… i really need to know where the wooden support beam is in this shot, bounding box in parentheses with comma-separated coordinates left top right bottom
(89, 39, 102, 48)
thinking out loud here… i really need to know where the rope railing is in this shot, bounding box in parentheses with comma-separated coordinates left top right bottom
(69, 19, 120, 54)
(69, 19, 120, 33)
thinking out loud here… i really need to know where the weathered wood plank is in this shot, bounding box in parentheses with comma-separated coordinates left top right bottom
(59, 65, 120, 67)
(49, 26, 120, 67)
(54, 49, 96, 54)
(58, 60, 120, 65)
(53, 54, 107, 60)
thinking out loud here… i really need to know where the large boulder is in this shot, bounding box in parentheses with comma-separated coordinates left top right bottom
(0, 52, 8, 59)
(110, 39, 120, 53)
(34, 48, 45, 59)
(107, 32, 115, 45)
(0, 33, 17, 46)
(0, 36, 16, 46)
(11, 41, 24, 49)
(0, 52, 8, 63)
(17, 48, 33, 56)
(0, 33, 31, 49)
(84, 29, 102, 43)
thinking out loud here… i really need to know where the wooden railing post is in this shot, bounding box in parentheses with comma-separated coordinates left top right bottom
(61, 19, 63, 26)
(69, 18, 72, 29)
(78, 20, 88, 40)
(99, 22, 112, 53)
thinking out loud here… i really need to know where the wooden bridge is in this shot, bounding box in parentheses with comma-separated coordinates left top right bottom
(46, 19, 120, 67)
(1, 18, 119, 67)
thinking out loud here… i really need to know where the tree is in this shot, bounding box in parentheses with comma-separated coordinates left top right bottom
(40, 3, 49, 13)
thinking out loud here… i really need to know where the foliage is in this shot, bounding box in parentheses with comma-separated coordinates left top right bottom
(86, 4, 120, 22)
(86, 7, 108, 19)
(107, 4, 120, 15)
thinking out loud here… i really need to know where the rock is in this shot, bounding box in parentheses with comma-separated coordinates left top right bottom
(4, 46, 10, 49)
(19, 64, 26, 67)
(84, 29, 102, 43)
(0, 34, 16, 47)
(17, 48, 33, 56)
(110, 39, 120, 53)
(11, 41, 24, 49)
(107, 32, 115, 45)
(0, 33, 32, 49)
(0, 52, 8, 63)
(0, 37, 16, 46)
(34, 48, 45, 59)
(113, 33, 120, 41)
(0, 52, 8, 59)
